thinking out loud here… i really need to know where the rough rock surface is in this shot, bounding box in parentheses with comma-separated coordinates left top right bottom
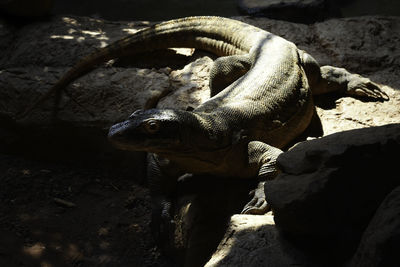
(205, 214, 312, 267)
(350, 186, 400, 267)
(236, 0, 340, 24)
(0, 16, 399, 130)
(265, 124, 400, 259)
(0, 16, 172, 127)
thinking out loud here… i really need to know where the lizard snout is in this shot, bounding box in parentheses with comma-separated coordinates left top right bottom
(108, 121, 130, 141)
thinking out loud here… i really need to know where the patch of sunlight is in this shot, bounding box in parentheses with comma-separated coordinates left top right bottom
(20, 169, 31, 175)
(23, 243, 46, 259)
(76, 36, 86, 43)
(171, 48, 195, 56)
(81, 30, 101, 36)
(126, 21, 151, 28)
(81, 30, 109, 41)
(100, 41, 108, 48)
(50, 35, 74, 40)
(129, 223, 142, 231)
(62, 17, 79, 26)
(88, 17, 103, 24)
(122, 28, 139, 35)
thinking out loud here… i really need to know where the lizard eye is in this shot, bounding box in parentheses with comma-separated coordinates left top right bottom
(143, 119, 160, 134)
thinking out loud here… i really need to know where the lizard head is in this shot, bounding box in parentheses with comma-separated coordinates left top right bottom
(108, 109, 192, 153)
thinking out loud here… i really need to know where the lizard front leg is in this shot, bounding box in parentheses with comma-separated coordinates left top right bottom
(241, 141, 283, 215)
(147, 153, 180, 244)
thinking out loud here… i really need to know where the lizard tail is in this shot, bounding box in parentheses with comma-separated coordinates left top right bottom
(19, 16, 260, 118)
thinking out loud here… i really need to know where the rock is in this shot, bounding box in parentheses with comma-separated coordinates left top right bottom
(350, 186, 400, 267)
(310, 17, 400, 75)
(0, 66, 171, 125)
(236, 16, 400, 90)
(1, 15, 399, 128)
(265, 124, 400, 259)
(158, 55, 213, 110)
(205, 214, 313, 267)
(236, 0, 340, 24)
(160, 176, 256, 267)
(0, 16, 175, 127)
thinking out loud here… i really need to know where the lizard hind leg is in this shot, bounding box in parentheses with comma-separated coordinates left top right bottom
(209, 54, 252, 97)
(300, 50, 389, 101)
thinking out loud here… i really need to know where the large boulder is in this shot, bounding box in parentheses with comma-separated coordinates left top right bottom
(236, 0, 340, 24)
(1, 16, 399, 126)
(0, 16, 399, 132)
(266, 124, 400, 259)
(205, 214, 313, 267)
(350, 186, 400, 267)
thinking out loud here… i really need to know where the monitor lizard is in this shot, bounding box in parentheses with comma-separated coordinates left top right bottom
(21, 16, 388, 229)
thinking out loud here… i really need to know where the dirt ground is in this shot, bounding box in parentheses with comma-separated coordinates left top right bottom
(0, 153, 176, 267)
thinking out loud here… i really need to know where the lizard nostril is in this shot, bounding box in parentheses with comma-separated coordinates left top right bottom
(108, 126, 118, 139)
(108, 119, 135, 141)
(108, 123, 125, 139)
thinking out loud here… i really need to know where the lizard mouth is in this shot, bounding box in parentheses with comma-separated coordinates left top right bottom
(108, 121, 145, 151)
(108, 120, 182, 153)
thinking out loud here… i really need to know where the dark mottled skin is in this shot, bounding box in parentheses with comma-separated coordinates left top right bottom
(22, 17, 389, 236)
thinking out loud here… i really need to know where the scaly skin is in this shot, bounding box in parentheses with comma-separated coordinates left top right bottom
(106, 17, 388, 217)
(21, 16, 389, 238)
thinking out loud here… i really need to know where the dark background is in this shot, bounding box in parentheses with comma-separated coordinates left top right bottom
(52, 0, 400, 21)
(1, 0, 400, 21)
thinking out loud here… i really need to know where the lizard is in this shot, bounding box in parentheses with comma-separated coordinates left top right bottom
(21, 16, 388, 231)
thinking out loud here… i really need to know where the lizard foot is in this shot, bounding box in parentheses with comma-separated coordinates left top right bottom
(347, 75, 389, 101)
(241, 181, 270, 215)
(150, 197, 175, 245)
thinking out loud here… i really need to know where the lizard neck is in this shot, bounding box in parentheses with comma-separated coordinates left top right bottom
(178, 110, 233, 152)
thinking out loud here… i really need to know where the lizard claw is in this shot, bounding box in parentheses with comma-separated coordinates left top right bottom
(241, 198, 269, 215)
(347, 76, 389, 101)
(241, 182, 270, 215)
